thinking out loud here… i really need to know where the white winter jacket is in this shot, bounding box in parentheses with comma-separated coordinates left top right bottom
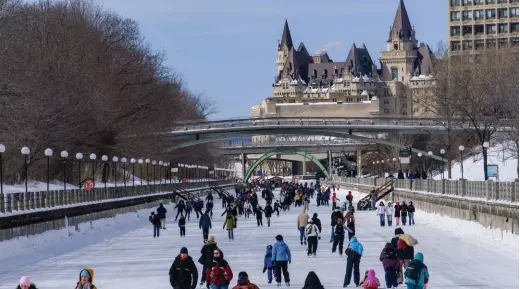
(386, 205, 394, 216)
(377, 206, 387, 215)
(305, 224, 320, 237)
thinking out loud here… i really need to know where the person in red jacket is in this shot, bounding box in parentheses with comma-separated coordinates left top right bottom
(346, 191, 353, 204)
(205, 249, 233, 289)
(332, 193, 338, 210)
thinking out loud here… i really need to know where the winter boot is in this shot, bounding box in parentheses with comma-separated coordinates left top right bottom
(286, 282, 290, 287)
(268, 280, 272, 284)
(277, 282, 281, 287)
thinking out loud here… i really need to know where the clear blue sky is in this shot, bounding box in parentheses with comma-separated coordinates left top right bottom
(100, 0, 447, 120)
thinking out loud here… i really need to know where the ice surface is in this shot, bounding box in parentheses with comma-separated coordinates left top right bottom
(0, 189, 517, 289)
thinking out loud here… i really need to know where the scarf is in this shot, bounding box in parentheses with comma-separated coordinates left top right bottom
(76, 282, 91, 289)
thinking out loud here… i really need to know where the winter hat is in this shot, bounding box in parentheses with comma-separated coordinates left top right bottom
(313, 213, 318, 218)
(180, 247, 188, 254)
(266, 245, 273, 250)
(395, 227, 404, 235)
(275, 234, 283, 241)
(237, 271, 249, 285)
(208, 236, 215, 243)
(19, 276, 30, 287)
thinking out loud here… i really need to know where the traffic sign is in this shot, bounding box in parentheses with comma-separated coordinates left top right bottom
(84, 178, 95, 191)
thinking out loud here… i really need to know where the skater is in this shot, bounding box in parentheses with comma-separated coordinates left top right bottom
(206, 199, 214, 218)
(264, 203, 274, 227)
(362, 270, 380, 289)
(391, 228, 417, 284)
(346, 191, 353, 204)
(302, 271, 324, 289)
(199, 236, 224, 285)
(185, 201, 192, 220)
(199, 210, 212, 242)
(149, 212, 161, 238)
(75, 268, 97, 289)
(263, 245, 275, 284)
(330, 208, 343, 242)
(223, 214, 236, 241)
(343, 237, 364, 287)
(386, 202, 394, 226)
(344, 209, 355, 241)
(205, 249, 233, 289)
(394, 202, 401, 226)
(297, 208, 309, 245)
(255, 206, 264, 227)
(311, 213, 322, 233)
(175, 200, 186, 221)
(404, 253, 429, 289)
(380, 242, 399, 289)
(178, 214, 186, 237)
(332, 192, 337, 210)
(232, 272, 259, 289)
(244, 201, 252, 219)
(400, 202, 408, 226)
(377, 201, 387, 227)
(305, 218, 320, 257)
(18, 276, 37, 289)
(331, 218, 345, 256)
(407, 201, 415, 225)
(169, 247, 198, 289)
(157, 203, 168, 229)
(272, 235, 291, 287)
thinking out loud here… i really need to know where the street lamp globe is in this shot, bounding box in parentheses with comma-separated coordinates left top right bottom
(440, 149, 445, 155)
(138, 159, 143, 164)
(90, 153, 97, 160)
(60, 150, 69, 158)
(159, 161, 163, 165)
(483, 142, 490, 148)
(101, 155, 108, 161)
(44, 148, 53, 157)
(152, 160, 157, 165)
(76, 153, 83, 160)
(459, 145, 465, 152)
(381, 160, 384, 164)
(428, 151, 433, 156)
(418, 153, 422, 157)
(112, 156, 119, 162)
(0, 144, 6, 153)
(121, 157, 127, 163)
(21, 147, 30, 155)
(392, 157, 396, 162)
(130, 158, 136, 164)
(145, 159, 150, 164)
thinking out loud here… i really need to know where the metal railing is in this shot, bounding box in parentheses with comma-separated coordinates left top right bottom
(334, 176, 519, 203)
(0, 180, 234, 214)
(222, 139, 367, 148)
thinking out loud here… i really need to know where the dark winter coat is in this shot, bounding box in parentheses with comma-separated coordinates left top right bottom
(264, 205, 273, 218)
(407, 204, 415, 213)
(334, 223, 345, 237)
(149, 214, 161, 226)
(199, 214, 212, 229)
(331, 210, 343, 226)
(400, 205, 408, 217)
(175, 203, 186, 212)
(169, 255, 199, 289)
(394, 204, 401, 218)
(255, 208, 263, 219)
(157, 204, 167, 219)
(16, 285, 37, 289)
(311, 215, 322, 233)
(201, 242, 224, 267)
(302, 271, 324, 289)
(391, 236, 415, 260)
(380, 242, 400, 270)
(178, 217, 186, 227)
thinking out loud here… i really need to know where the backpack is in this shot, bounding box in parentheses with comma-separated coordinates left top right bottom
(383, 248, 398, 259)
(397, 239, 409, 249)
(404, 260, 424, 281)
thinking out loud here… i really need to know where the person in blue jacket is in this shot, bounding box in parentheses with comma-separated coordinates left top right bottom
(262, 245, 275, 284)
(272, 235, 291, 287)
(199, 210, 212, 243)
(404, 252, 429, 289)
(343, 236, 364, 288)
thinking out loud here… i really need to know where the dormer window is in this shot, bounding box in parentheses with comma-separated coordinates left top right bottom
(313, 69, 318, 78)
(393, 42, 398, 50)
(323, 69, 328, 78)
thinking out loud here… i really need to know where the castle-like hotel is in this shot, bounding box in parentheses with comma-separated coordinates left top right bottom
(252, 0, 436, 119)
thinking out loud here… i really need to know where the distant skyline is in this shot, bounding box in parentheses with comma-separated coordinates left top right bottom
(100, 0, 447, 119)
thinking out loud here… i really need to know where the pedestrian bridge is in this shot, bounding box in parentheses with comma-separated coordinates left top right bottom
(220, 140, 376, 155)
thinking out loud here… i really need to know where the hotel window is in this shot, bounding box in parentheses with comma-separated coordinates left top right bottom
(357, 98, 363, 102)
(451, 0, 461, 5)
(462, 25, 473, 35)
(332, 98, 337, 102)
(486, 9, 496, 18)
(486, 38, 496, 48)
(475, 39, 485, 49)
(391, 67, 398, 80)
(474, 10, 485, 19)
(451, 26, 461, 36)
(510, 7, 519, 17)
(475, 0, 484, 4)
(462, 0, 473, 5)
(498, 23, 508, 33)
(451, 11, 461, 21)
(486, 0, 495, 3)
(498, 38, 509, 48)
(486, 24, 496, 34)
(462, 10, 473, 20)
(474, 24, 484, 35)
(498, 8, 508, 18)
(511, 22, 519, 33)
(462, 40, 473, 50)
(511, 37, 519, 47)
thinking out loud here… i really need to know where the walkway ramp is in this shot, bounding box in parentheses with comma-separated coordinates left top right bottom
(210, 185, 231, 198)
(359, 178, 394, 203)
(172, 184, 202, 202)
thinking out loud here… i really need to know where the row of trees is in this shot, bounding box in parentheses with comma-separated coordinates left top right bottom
(0, 0, 219, 183)
(397, 45, 518, 179)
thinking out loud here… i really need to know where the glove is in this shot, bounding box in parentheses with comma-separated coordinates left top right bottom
(263, 267, 266, 273)
(288, 260, 291, 264)
(318, 236, 321, 240)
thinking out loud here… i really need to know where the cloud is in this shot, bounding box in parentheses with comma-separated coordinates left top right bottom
(314, 41, 342, 55)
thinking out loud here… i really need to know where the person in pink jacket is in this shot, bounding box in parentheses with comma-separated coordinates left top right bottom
(362, 269, 380, 289)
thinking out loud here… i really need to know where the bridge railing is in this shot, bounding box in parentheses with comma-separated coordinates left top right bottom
(0, 180, 234, 214)
(222, 139, 363, 147)
(335, 177, 519, 203)
(171, 117, 515, 131)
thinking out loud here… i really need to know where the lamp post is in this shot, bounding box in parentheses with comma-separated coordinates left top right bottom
(483, 141, 490, 180)
(392, 157, 396, 174)
(101, 155, 108, 191)
(44, 148, 53, 192)
(60, 150, 69, 192)
(376, 161, 380, 177)
(130, 158, 136, 188)
(145, 159, 150, 186)
(417, 153, 422, 174)
(459, 145, 465, 180)
(428, 151, 433, 179)
(21, 147, 30, 194)
(112, 156, 119, 187)
(152, 160, 157, 188)
(138, 159, 144, 185)
(89, 153, 97, 180)
(381, 160, 385, 177)
(0, 144, 4, 197)
(158, 161, 163, 189)
(440, 149, 446, 180)
(76, 153, 83, 186)
(121, 157, 127, 189)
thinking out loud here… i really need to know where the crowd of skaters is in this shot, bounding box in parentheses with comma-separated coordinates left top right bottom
(10, 179, 430, 289)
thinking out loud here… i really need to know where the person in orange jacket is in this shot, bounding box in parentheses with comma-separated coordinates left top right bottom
(232, 272, 259, 289)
